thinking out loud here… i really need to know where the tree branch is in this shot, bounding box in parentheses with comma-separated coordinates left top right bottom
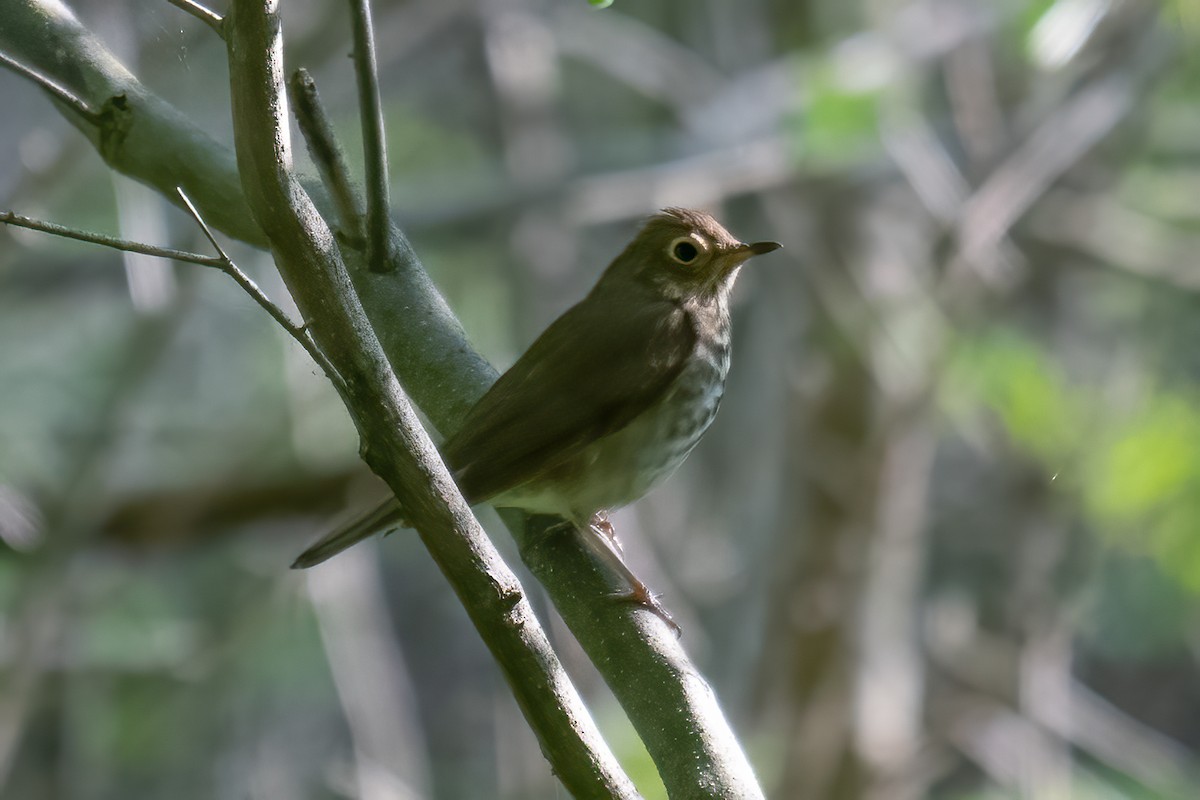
(173, 187, 345, 386)
(0, 50, 101, 122)
(0, 2, 268, 246)
(289, 68, 366, 243)
(949, 75, 1135, 288)
(346, 0, 391, 271)
(222, 1, 637, 796)
(1, 2, 767, 795)
(0, 202, 343, 387)
(1, 209, 221, 266)
(166, 0, 225, 38)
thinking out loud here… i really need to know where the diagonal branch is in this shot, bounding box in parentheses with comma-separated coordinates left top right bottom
(223, 1, 638, 796)
(0, 51, 101, 122)
(166, 0, 225, 38)
(949, 75, 1134, 287)
(173, 187, 345, 386)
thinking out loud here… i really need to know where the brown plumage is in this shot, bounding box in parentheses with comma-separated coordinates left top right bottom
(294, 208, 780, 577)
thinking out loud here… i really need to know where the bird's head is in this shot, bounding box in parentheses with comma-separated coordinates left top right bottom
(598, 208, 781, 302)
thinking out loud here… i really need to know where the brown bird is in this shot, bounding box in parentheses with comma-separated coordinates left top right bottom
(294, 208, 779, 620)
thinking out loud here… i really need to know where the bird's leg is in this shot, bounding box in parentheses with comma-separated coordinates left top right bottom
(584, 514, 680, 636)
(590, 509, 622, 554)
(525, 514, 680, 635)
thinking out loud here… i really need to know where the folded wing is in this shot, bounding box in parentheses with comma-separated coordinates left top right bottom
(445, 293, 695, 504)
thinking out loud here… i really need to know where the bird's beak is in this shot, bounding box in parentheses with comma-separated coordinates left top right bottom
(726, 240, 782, 262)
(747, 240, 782, 255)
(712, 241, 782, 288)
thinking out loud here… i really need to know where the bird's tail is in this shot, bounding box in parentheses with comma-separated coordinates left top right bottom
(291, 497, 406, 569)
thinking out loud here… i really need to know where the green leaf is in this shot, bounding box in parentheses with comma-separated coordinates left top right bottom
(949, 332, 1081, 462)
(789, 60, 882, 166)
(1151, 497, 1200, 593)
(1085, 397, 1200, 523)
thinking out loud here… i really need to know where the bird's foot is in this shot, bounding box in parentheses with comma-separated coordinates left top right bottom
(609, 585, 681, 637)
(587, 511, 623, 554)
(578, 513, 678, 634)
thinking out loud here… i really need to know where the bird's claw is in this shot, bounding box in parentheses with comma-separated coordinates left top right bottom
(608, 587, 681, 637)
(588, 511, 623, 555)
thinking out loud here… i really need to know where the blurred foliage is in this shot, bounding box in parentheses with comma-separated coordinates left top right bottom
(949, 332, 1086, 464)
(794, 59, 883, 166)
(951, 330, 1200, 602)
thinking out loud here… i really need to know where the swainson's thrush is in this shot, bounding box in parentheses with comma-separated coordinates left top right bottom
(294, 208, 780, 618)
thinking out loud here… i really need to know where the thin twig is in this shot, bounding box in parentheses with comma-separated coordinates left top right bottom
(0, 204, 343, 387)
(347, 0, 392, 271)
(166, 0, 225, 38)
(289, 68, 366, 243)
(0, 51, 101, 123)
(174, 188, 344, 385)
(174, 187, 230, 260)
(1, 210, 223, 266)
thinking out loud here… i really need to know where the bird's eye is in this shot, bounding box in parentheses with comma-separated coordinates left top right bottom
(668, 237, 701, 265)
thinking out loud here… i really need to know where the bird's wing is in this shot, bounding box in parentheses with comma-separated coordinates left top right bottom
(443, 294, 695, 504)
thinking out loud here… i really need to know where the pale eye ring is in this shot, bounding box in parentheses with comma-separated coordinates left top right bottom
(667, 236, 704, 266)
